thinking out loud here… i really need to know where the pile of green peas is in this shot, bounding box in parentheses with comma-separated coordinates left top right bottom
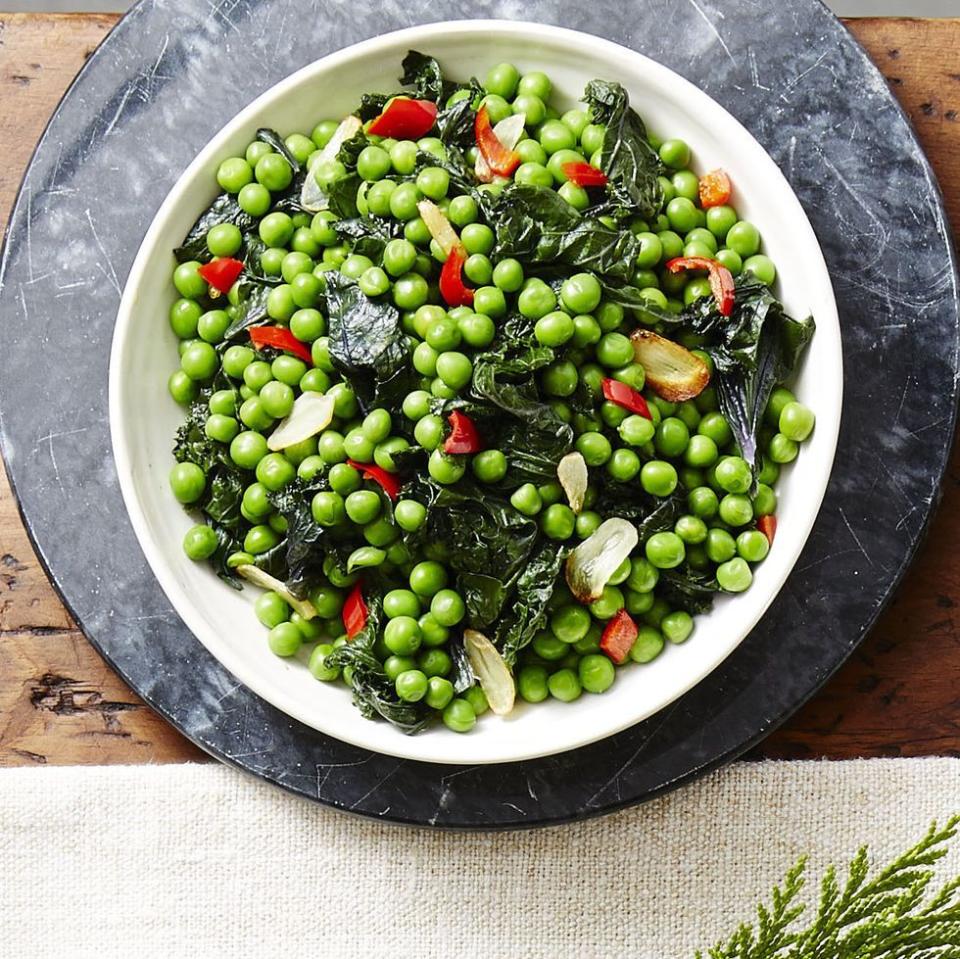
(167, 58, 816, 731)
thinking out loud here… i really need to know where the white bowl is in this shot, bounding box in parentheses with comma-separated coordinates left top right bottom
(110, 20, 841, 765)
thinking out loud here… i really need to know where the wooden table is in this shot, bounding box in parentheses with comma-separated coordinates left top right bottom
(1, 14, 958, 768)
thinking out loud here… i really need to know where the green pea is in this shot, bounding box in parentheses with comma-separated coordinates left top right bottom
(540, 503, 576, 541)
(392, 272, 429, 311)
(442, 698, 476, 733)
(425, 676, 455, 710)
(518, 665, 549, 703)
(255, 452, 295, 492)
(310, 490, 345, 527)
(579, 654, 615, 693)
(547, 668, 582, 703)
(206, 222, 242, 258)
(426, 449, 464, 486)
(737, 529, 770, 563)
(630, 626, 664, 663)
(447, 195, 478, 227)
(635, 231, 664, 269)
(550, 605, 592, 644)
(645, 531, 685, 569)
(558, 180, 590, 210)
(418, 648, 452, 679)
(458, 312, 496, 349)
(626, 557, 659, 594)
(182, 524, 218, 561)
(589, 584, 624, 620)
(471, 449, 508, 484)
(675, 515, 708, 544)
(169, 462, 205, 504)
(384, 617, 422, 657)
(606, 448, 640, 483)
(666, 196, 699, 234)
(483, 61, 520, 98)
(430, 588, 465, 627)
(356, 144, 390, 181)
(463, 253, 493, 286)
(216, 156, 253, 193)
(653, 417, 689, 458)
(435, 352, 472, 391)
(639, 460, 676, 497)
(779, 401, 815, 441)
(556, 273, 600, 315)
(688, 486, 719, 519)
(255, 152, 293, 192)
(574, 431, 611, 468)
(769, 432, 798, 463)
(266, 622, 301, 658)
(409, 560, 447, 598)
(726, 221, 761, 258)
(254, 591, 290, 629)
(243, 524, 279, 555)
(717, 557, 753, 592)
(532, 310, 574, 348)
(704, 204, 736, 238)
(753, 483, 777, 517)
(308, 644, 340, 681)
(715, 455, 752, 494)
(719, 493, 754, 527)
(659, 138, 690, 169)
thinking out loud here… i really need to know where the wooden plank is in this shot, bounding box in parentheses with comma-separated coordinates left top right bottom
(1, 14, 959, 766)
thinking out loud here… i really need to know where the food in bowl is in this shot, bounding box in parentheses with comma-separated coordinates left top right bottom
(164, 51, 816, 735)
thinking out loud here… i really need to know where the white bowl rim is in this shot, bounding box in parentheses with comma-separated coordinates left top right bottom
(109, 18, 842, 765)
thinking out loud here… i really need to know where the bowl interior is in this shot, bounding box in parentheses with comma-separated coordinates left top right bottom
(110, 20, 841, 765)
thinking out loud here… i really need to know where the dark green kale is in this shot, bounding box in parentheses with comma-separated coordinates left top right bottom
(324, 272, 415, 413)
(655, 279, 815, 473)
(489, 184, 640, 283)
(583, 79, 663, 219)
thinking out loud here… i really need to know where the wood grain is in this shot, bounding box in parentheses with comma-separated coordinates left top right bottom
(0, 14, 958, 766)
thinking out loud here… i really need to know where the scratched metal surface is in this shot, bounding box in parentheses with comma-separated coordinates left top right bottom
(0, 0, 957, 827)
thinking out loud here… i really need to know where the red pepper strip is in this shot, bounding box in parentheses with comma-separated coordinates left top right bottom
(343, 581, 368, 639)
(757, 514, 777, 546)
(600, 608, 638, 665)
(665, 256, 736, 317)
(347, 459, 401, 501)
(443, 410, 483, 454)
(439, 244, 474, 307)
(561, 161, 608, 188)
(474, 105, 521, 177)
(602, 377, 652, 420)
(248, 326, 313, 366)
(198, 257, 243, 295)
(367, 97, 438, 139)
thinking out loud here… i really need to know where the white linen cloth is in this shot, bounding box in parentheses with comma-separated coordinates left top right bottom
(1, 758, 958, 958)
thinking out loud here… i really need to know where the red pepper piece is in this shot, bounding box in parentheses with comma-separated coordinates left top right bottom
(665, 256, 736, 317)
(757, 514, 777, 545)
(443, 410, 483, 454)
(198, 257, 244, 295)
(698, 169, 732, 208)
(600, 608, 638, 665)
(367, 97, 438, 139)
(601, 377, 652, 420)
(439, 244, 474, 307)
(248, 326, 313, 366)
(561, 161, 608, 188)
(343, 581, 368, 639)
(347, 459, 401, 501)
(474, 105, 521, 177)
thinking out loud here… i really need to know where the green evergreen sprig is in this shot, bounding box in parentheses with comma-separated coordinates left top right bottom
(699, 816, 960, 958)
